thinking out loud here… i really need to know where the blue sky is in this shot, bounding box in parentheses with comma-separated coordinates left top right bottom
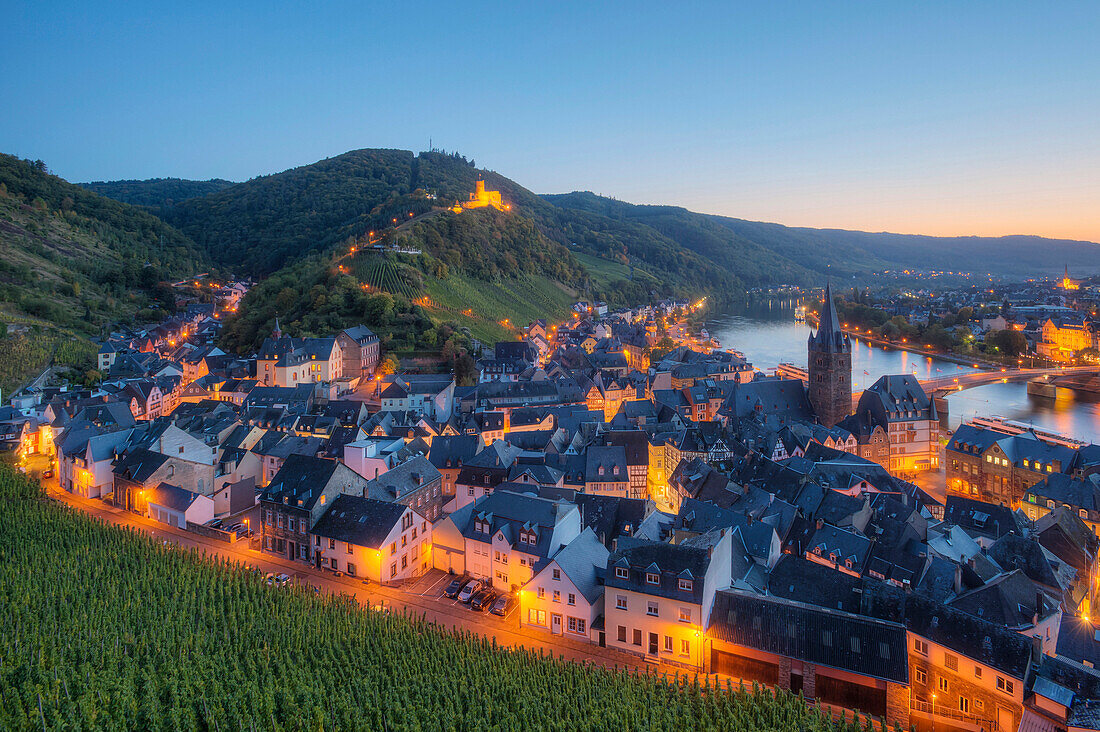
(3, 1, 1098, 241)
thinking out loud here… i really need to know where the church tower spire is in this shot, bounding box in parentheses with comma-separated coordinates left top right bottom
(272, 315, 283, 340)
(808, 282, 852, 427)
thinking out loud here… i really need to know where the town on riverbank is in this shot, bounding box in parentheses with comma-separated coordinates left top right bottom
(4, 279, 1100, 732)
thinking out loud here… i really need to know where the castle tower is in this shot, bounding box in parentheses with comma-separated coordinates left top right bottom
(272, 315, 283, 340)
(808, 282, 851, 427)
(475, 178, 486, 200)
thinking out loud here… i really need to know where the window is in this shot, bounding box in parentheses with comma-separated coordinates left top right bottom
(633, 629, 642, 647)
(615, 567, 629, 579)
(678, 607, 691, 623)
(277, 514, 285, 528)
(537, 587, 545, 599)
(401, 554, 407, 569)
(552, 568, 561, 581)
(401, 535, 407, 548)
(974, 666, 982, 679)
(346, 542, 353, 554)
(390, 563, 397, 578)
(914, 667, 926, 685)
(647, 601, 659, 617)
(390, 542, 397, 556)
(646, 572, 660, 585)
(617, 625, 627, 643)
(914, 639, 929, 656)
(664, 635, 673, 653)
(678, 578, 693, 591)
(945, 653, 958, 671)
(328, 538, 336, 550)
(1048, 500, 1056, 509)
(567, 593, 576, 606)
(958, 697, 969, 714)
(680, 639, 690, 656)
(288, 517, 296, 532)
(347, 563, 356, 577)
(411, 527, 417, 540)
(996, 677, 1014, 695)
(552, 590, 561, 603)
(975, 699, 985, 712)
(938, 677, 949, 693)
(616, 595, 627, 610)
(529, 609, 547, 626)
(329, 557, 338, 570)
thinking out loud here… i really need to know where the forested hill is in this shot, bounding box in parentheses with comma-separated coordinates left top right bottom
(0, 154, 209, 332)
(546, 191, 1100, 279)
(81, 177, 236, 211)
(0, 154, 214, 394)
(155, 149, 743, 301)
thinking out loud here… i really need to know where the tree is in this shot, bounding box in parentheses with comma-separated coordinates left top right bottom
(986, 328, 1027, 357)
(454, 354, 477, 387)
(378, 353, 400, 376)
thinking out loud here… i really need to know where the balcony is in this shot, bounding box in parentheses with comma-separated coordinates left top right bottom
(910, 698, 998, 731)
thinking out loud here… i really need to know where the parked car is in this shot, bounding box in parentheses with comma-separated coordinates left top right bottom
(489, 593, 516, 617)
(274, 573, 291, 588)
(470, 588, 497, 611)
(227, 523, 243, 534)
(41, 468, 53, 478)
(443, 576, 467, 598)
(457, 580, 482, 603)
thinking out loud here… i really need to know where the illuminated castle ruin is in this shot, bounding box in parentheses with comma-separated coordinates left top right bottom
(451, 177, 510, 213)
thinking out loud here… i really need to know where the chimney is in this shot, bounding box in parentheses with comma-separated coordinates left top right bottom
(1032, 634, 1043, 659)
(1035, 591, 1045, 623)
(953, 564, 963, 594)
(816, 518, 824, 531)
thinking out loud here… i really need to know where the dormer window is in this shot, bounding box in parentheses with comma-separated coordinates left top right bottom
(646, 572, 660, 585)
(615, 567, 628, 579)
(678, 578, 692, 591)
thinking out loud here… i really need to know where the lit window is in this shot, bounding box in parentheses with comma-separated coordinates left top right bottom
(616, 595, 627, 610)
(678, 578, 693, 591)
(647, 601, 659, 617)
(678, 607, 691, 623)
(646, 572, 660, 585)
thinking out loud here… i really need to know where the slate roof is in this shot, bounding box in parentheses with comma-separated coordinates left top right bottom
(260, 454, 342, 510)
(545, 528, 608, 605)
(808, 283, 850, 354)
(112, 447, 169, 483)
(458, 490, 578, 559)
(427, 435, 481, 469)
(943, 495, 1025, 541)
(311, 494, 406, 548)
(904, 595, 1034, 679)
(573, 493, 649, 547)
(147, 482, 203, 513)
(365, 456, 441, 502)
(708, 590, 908, 683)
(947, 569, 1059, 628)
(605, 534, 721, 605)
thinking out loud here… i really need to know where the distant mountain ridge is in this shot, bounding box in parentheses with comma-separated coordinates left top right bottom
(544, 191, 1100, 279)
(81, 177, 236, 211)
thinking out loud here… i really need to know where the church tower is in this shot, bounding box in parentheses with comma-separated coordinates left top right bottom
(808, 282, 851, 427)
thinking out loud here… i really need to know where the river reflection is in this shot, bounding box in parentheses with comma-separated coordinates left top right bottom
(708, 300, 1100, 443)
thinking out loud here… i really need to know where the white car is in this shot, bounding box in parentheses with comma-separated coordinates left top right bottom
(274, 573, 291, 587)
(457, 580, 482, 602)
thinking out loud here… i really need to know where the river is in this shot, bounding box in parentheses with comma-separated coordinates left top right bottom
(708, 299, 1100, 444)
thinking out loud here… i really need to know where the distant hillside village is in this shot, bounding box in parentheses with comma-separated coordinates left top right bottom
(5, 282, 1100, 732)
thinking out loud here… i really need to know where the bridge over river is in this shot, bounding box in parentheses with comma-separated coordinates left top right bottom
(850, 365, 1100, 424)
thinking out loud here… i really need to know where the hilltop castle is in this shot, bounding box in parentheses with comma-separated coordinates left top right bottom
(451, 177, 510, 213)
(808, 282, 852, 427)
